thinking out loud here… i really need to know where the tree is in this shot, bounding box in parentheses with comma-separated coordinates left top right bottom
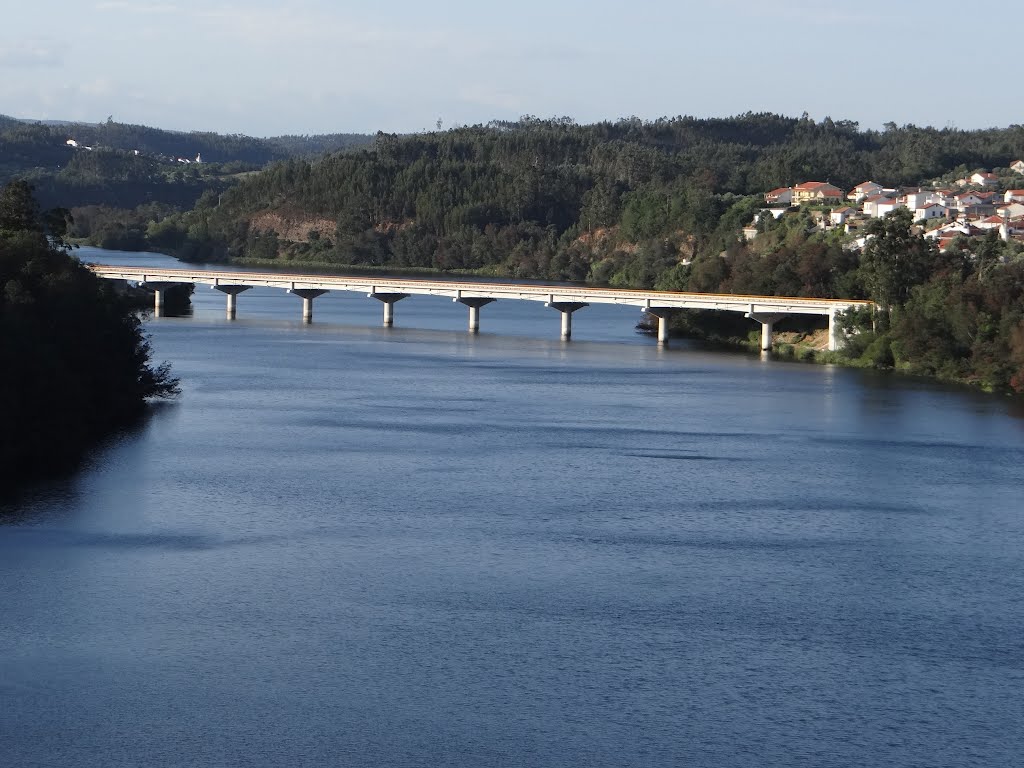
(0, 181, 178, 494)
(859, 208, 938, 323)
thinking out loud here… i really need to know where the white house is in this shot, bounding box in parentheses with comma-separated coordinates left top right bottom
(875, 199, 906, 218)
(904, 191, 934, 210)
(1004, 189, 1024, 203)
(764, 187, 793, 205)
(970, 171, 999, 187)
(847, 181, 883, 202)
(974, 215, 1005, 231)
(862, 194, 892, 217)
(1011, 160, 1024, 174)
(955, 192, 986, 210)
(65, 139, 78, 147)
(830, 206, 855, 226)
(915, 203, 949, 221)
(997, 202, 1024, 219)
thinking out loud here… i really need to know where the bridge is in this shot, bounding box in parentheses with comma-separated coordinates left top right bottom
(87, 265, 872, 351)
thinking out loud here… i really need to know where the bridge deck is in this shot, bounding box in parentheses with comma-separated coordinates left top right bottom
(87, 265, 871, 316)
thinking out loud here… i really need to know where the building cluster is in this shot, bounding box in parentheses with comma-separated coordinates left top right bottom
(750, 163, 1024, 251)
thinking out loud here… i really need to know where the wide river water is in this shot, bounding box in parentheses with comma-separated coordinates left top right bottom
(2, 247, 1023, 767)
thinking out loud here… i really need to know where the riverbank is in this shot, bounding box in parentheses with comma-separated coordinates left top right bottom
(661, 322, 1021, 396)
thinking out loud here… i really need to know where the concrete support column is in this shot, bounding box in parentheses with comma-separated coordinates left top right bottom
(547, 301, 589, 340)
(646, 308, 677, 346)
(213, 285, 251, 319)
(143, 281, 177, 317)
(745, 312, 789, 352)
(369, 293, 409, 327)
(289, 288, 328, 323)
(828, 309, 841, 352)
(455, 297, 496, 333)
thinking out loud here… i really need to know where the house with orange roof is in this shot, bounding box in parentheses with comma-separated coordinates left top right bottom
(791, 181, 844, 205)
(974, 214, 1005, 231)
(1004, 189, 1024, 203)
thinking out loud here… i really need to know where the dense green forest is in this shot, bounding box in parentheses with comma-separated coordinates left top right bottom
(150, 113, 1024, 274)
(0, 181, 178, 496)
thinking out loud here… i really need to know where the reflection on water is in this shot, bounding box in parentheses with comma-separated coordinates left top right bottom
(2, 248, 1023, 767)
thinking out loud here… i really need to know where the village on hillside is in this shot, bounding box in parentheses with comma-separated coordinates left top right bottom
(748, 161, 1024, 254)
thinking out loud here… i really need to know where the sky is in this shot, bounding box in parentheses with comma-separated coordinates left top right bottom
(2, 0, 1020, 137)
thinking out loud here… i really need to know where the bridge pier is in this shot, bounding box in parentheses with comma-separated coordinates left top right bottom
(289, 288, 328, 323)
(828, 309, 842, 352)
(213, 285, 251, 319)
(455, 297, 496, 333)
(646, 308, 677, 345)
(746, 312, 789, 351)
(370, 292, 409, 327)
(142, 281, 177, 317)
(547, 301, 589, 340)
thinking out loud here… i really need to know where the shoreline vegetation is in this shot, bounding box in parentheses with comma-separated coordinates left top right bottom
(0, 181, 179, 501)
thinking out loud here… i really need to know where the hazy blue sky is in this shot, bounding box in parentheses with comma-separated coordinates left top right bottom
(2, 0, 1018, 136)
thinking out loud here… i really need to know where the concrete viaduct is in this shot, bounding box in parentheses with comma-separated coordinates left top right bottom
(87, 265, 872, 351)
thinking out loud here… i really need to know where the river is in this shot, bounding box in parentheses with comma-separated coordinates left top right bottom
(2, 247, 1023, 767)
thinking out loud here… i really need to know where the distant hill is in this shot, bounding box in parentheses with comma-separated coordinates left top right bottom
(0, 116, 372, 210)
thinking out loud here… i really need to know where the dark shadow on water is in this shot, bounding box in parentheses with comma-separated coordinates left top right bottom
(0, 399, 180, 522)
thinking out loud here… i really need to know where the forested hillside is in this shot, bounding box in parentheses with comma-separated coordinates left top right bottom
(159, 114, 1024, 279)
(145, 113, 1024, 392)
(0, 116, 372, 211)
